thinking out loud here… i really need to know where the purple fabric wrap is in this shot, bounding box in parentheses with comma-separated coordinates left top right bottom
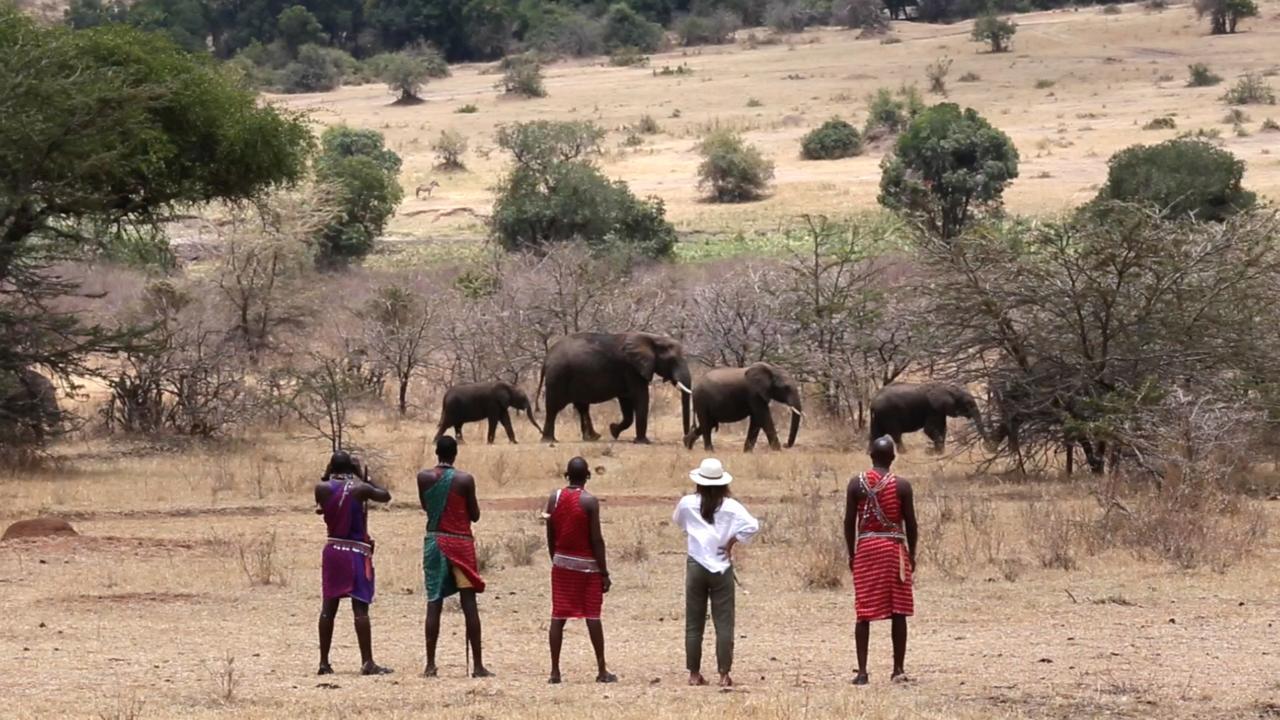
(321, 476, 375, 603)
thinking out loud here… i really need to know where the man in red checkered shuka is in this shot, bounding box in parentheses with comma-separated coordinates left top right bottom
(844, 435, 919, 685)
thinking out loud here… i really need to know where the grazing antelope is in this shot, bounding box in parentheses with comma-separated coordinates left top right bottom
(415, 180, 440, 199)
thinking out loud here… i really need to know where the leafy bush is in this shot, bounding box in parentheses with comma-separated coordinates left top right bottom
(433, 130, 467, 171)
(864, 85, 924, 136)
(958, 71, 981, 82)
(1187, 63, 1223, 87)
(1034, 78, 1055, 89)
(491, 121, 675, 258)
(1262, 117, 1280, 132)
(835, 0, 889, 32)
(1221, 72, 1276, 105)
(879, 103, 1020, 239)
(379, 52, 429, 104)
(674, 10, 741, 46)
(633, 114, 662, 134)
(314, 127, 404, 264)
(801, 118, 863, 160)
(971, 14, 1016, 53)
(525, 6, 605, 57)
(696, 128, 775, 202)
(404, 42, 450, 78)
(765, 0, 823, 32)
(1143, 116, 1177, 130)
(746, 97, 763, 107)
(1094, 139, 1255, 221)
(602, 2, 665, 52)
(926, 56, 952, 95)
(280, 44, 345, 93)
(1194, 0, 1258, 34)
(498, 55, 546, 98)
(608, 46, 650, 66)
(276, 5, 322, 53)
(456, 103, 478, 114)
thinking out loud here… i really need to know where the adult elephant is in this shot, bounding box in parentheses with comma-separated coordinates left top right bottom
(683, 363, 803, 452)
(0, 367, 61, 443)
(434, 381, 542, 444)
(869, 382, 986, 452)
(541, 332, 692, 444)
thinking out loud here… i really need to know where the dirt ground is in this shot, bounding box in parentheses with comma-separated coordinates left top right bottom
(3, 403, 1278, 719)
(266, 1, 1280, 244)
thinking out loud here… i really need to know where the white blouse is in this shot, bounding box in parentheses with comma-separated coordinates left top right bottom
(672, 494, 760, 574)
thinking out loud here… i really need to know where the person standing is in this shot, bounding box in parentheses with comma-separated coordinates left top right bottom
(844, 436, 918, 685)
(419, 435, 492, 678)
(315, 450, 392, 676)
(543, 457, 616, 684)
(672, 458, 759, 687)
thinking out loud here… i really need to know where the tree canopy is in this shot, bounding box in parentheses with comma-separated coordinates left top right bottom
(1094, 139, 1255, 222)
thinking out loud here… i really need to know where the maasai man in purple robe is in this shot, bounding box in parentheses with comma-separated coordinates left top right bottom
(315, 450, 392, 676)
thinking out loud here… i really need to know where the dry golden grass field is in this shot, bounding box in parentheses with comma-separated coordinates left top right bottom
(267, 1, 1280, 246)
(3, 398, 1279, 720)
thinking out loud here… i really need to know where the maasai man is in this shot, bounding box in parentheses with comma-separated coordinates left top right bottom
(315, 450, 392, 676)
(543, 457, 615, 684)
(673, 458, 759, 688)
(418, 435, 492, 678)
(844, 436, 918, 685)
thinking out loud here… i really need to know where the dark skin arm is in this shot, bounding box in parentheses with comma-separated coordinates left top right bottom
(898, 479, 918, 569)
(454, 471, 481, 523)
(544, 490, 559, 561)
(844, 477, 866, 564)
(581, 492, 611, 593)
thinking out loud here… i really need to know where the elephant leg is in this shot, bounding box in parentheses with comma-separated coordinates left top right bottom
(542, 398, 565, 443)
(683, 423, 699, 450)
(500, 410, 517, 444)
(756, 403, 781, 451)
(434, 417, 450, 441)
(610, 398, 635, 440)
(632, 387, 651, 444)
(1064, 441, 1074, 476)
(486, 415, 498, 444)
(744, 419, 761, 452)
(704, 423, 715, 451)
(576, 403, 601, 442)
(923, 417, 946, 453)
(455, 423, 465, 443)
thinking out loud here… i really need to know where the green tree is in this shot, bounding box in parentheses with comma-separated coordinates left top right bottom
(314, 127, 404, 264)
(971, 14, 1016, 53)
(491, 121, 676, 258)
(281, 43, 346, 93)
(277, 5, 323, 54)
(0, 11, 311, 447)
(696, 129, 775, 202)
(602, 2, 665, 51)
(1194, 0, 1257, 34)
(1094, 139, 1255, 221)
(801, 118, 863, 160)
(879, 103, 1020, 240)
(379, 52, 430, 104)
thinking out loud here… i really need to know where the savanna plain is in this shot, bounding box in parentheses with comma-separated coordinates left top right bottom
(5, 3, 1280, 720)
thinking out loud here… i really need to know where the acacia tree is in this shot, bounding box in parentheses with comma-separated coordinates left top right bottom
(971, 14, 1016, 53)
(0, 12, 311, 452)
(380, 52, 430, 104)
(1194, 0, 1258, 34)
(359, 282, 439, 415)
(879, 103, 1019, 240)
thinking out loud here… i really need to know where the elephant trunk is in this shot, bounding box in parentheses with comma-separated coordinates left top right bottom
(786, 403, 802, 448)
(525, 405, 543, 435)
(670, 363, 692, 437)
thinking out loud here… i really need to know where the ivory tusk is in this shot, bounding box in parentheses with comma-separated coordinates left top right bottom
(676, 381, 692, 395)
(789, 406, 804, 417)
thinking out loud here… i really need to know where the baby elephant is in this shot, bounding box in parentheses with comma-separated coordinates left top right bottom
(683, 362, 803, 452)
(435, 381, 542, 444)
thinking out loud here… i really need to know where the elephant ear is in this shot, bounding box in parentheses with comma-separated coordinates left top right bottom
(621, 335, 656, 382)
(744, 363, 774, 396)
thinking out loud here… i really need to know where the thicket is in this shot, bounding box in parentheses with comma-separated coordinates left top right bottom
(696, 129, 776, 203)
(1094, 139, 1255, 221)
(800, 119, 864, 160)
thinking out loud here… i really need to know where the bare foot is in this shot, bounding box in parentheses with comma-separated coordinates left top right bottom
(852, 672, 869, 686)
(891, 671, 912, 684)
(422, 665, 438, 678)
(688, 672, 708, 686)
(317, 663, 334, 676)
(360, 662, 393, 676)
(597, 672, 618, 683)
(548, 673, 562, 685)
(472, 666, 495, 678)
(718, 673, 734, 688)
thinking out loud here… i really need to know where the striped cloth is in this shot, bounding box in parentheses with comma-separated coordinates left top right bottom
(549, 487, 603, 620)
(851, 469, 913, 622)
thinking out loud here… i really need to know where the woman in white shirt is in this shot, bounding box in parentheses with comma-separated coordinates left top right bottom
(672, 458, 760, 687)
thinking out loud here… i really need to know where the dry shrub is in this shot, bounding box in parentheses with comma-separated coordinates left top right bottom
(922, 493, 1007, 578)
(475, 539, 498, 571)
(503, 530, 541, 566)
(616, 520, 650, 563)
(1022, 501, 1085, 571)
(204, 652, 237, 704)
(773, 483, 846, 589)
(97, 691, 144, 720)
(236, 531, 287, 586)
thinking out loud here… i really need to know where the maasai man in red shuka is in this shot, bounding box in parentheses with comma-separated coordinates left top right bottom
(418, 435, 492, 678)
(543, 457, 615, 684)
(844, 436, 918, 685)
(315, 451, 392, 676)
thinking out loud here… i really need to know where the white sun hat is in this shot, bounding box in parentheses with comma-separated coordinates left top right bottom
(689, 458, 733, 486)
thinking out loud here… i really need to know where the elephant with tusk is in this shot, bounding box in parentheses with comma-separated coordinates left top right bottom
(540, 332, 692, 444)
(683, 362, 803, 452)
(869, 382, 986, 453)
(434, 381, 542, 444)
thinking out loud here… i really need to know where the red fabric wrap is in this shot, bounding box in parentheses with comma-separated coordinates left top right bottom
(549, 487, 602, 619)
(852, 470, 913, 622)
(436, 490, 486, 593)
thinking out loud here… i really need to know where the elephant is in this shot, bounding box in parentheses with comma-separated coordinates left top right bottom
(869, 382, 986, 452)
(683, 363, 803, 452)
(540, 332, 692, 444)
(0, 367, 61, 443)
(434, 381, 542, 444)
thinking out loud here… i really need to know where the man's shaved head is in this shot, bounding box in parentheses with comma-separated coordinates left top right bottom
(566, 457, 590, 485)
(870, 435, 896, 467)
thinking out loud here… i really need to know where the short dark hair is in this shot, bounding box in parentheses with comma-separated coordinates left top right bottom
(325, 450, 359, 479)
(436, 435, 458, 463)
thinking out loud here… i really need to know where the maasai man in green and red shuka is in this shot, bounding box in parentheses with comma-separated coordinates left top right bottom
(419, 435, 492, 678)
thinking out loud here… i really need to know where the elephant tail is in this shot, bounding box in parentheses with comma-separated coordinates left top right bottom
(534, 363, 546, 413)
